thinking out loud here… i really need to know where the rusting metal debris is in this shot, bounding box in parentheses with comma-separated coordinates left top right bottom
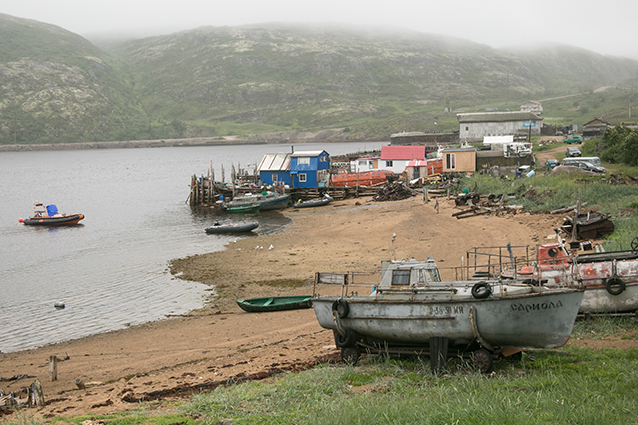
(372, 182, 418, 202)
(560, 211, 615, 240)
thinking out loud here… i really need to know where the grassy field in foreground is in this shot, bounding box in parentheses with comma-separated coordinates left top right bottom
(5, 318, 636, 425)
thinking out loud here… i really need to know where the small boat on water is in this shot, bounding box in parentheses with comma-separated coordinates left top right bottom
(225, 204, 260, 213)
(205, 222, 259, 234)
(20, 203, 84, 226)
(236, 295, 313, 312)
(293, 194, 333, 209)
(222, 191, 290, 211)
(312, 256, 584, 371)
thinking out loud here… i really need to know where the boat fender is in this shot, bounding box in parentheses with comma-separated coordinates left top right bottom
(332, 299, 350, 318)
(471, 282, 492, 299)
(606, 277, 626, 296)
(335, 329, 357, 348)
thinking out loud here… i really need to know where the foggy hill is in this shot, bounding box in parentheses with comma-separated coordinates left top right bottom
(2, 15, 638, 146)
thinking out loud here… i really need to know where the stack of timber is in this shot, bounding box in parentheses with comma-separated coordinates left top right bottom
(452, 193, 524, 219)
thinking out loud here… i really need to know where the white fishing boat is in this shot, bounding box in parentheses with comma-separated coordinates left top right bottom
(312, 256, 584, 372)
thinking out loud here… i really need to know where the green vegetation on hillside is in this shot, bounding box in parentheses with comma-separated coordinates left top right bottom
(2, 16, 638, 145)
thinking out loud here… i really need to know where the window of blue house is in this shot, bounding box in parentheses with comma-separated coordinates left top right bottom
(298, 157, 310, 165)
(272, 173, 278, 183)
(299, 173, 307, 182)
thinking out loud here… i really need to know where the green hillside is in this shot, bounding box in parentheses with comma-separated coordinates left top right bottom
(2, 15, 638, 145)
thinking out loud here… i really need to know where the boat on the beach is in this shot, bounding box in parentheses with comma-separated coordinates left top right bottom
(293, 194, 333, 209)
(204, 221, 259, 234)
(312, 257, 584, 371)
(498, 240, 638, 314)
(330, 170, 395, 187)
(19, 203, 84, 226)
(225, 204, 260, 213)
(236, 295, 313, 312)
(222, 191, 290, 211)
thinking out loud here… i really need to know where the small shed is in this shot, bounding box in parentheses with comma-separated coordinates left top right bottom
(406, 158, 443, 180)
(257, 153, 292, 186)
(290, 150, 330, 188)
(582, 117, 612, 140)
(441, 147, 477, 173)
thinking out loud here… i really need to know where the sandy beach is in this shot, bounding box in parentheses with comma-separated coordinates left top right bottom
(1, 192, 629, 419)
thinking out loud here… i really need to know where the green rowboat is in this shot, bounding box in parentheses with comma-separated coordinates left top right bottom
(236, 295, 313, 312)
(225, 203, 260, 213)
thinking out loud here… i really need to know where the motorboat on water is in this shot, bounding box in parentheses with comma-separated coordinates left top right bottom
(222, 191, 290, 211)
(19, 203, 84, 226)
(312, 256, 584, 372)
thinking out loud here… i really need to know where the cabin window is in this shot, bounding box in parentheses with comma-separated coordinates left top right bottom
(386, 160, 393, 167)
(298, 157, 310, 165)
(299, 173, 307, 182)
(391, 270, 410, 286)
(369, 160, 374, 167)
(320, 156, 327, 162)
(445, 153, 456, 170)
(271, 173, 278, 183)
(358, 160, 366, 165)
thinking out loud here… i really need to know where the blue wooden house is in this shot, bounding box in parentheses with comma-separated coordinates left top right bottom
(257, 153, 292, 186)
(290, 150, 330, 188)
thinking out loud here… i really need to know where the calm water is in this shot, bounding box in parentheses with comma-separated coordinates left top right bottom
(0, 141, 384, 353)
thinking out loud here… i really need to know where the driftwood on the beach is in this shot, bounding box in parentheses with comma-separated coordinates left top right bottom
(0, 379, 45, 411)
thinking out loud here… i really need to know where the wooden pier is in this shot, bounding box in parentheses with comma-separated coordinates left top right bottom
(188, 175, 382, 207)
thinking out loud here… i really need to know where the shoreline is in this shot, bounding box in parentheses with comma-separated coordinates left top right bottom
(0, 134, 387, 153)
(0, 195, 564, 418)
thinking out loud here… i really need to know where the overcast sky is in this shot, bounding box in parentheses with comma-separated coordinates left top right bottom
(3, 0, 638, 59)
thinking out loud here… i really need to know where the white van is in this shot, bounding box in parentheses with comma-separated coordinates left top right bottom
(561, 156, 601, 167)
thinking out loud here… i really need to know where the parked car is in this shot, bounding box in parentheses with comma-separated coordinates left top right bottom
(578, 162, 606, 173)
(565, 147, 581, 157)
(546, 159, 560, 170)
(564, 135, 583, 144)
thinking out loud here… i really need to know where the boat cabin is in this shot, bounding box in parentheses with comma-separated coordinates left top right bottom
(378, 257, 442, 289)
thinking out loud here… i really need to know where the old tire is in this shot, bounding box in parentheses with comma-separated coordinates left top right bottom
(471, 282, 492, 299)
(341, 346, 361, 364)
(332, 299, 350, 318)
(335, 329, 357, 348)
(472, 349, 493, 373)
(606, 277, 625, 296)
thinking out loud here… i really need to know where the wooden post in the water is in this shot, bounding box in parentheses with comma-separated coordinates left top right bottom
(49, 355, 57, 381)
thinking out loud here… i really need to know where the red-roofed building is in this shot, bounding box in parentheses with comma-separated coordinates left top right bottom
(373, 145, 427, 174)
